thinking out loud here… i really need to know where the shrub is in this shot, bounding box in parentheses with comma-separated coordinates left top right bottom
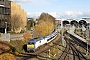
(23, 31, 32, 43)
(10, 31, 32, 53)
(10, 40, 25, 53)
(0, 53, 15, 60)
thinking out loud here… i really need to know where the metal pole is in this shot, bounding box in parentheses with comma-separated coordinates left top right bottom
(49, 49, 50, 58)
(33, 22, 34, 30)
(5, 22, 7, 34)
(86, 40, 88, 56)
(86, 26, 89, 56)
(61, 19, 65, 47)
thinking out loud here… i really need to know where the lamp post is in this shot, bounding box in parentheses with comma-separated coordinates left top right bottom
(5, 22, 7, 34)
(86, 26, 89, 56)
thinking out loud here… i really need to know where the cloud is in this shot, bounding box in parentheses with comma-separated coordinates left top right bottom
(9, 0, 52, 3)
(58, 11, 83, 19)
(49, 12, 57, 17)
(9, 0, 29, 3)
(27, 12, 41, 18)
(27, 12, 57, 18)
(27, 10, 90, 19)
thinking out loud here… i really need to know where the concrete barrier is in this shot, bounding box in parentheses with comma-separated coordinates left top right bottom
(0, 33, 10, 42)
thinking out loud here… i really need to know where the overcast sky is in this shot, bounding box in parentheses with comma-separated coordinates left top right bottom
(10, 0, 90, 19)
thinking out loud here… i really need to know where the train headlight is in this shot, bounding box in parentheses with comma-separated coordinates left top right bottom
(27, 44, 34, 48)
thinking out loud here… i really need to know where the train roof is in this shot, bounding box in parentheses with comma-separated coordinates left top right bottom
(28, 36, 44, 42)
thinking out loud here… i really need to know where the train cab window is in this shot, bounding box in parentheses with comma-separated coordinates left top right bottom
(32, 42, 34, 45)
(28, 42, 30, 44)
(28, 42, 34, 45)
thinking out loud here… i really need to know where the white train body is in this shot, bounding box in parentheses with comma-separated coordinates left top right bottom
(26, 30, 58, 52)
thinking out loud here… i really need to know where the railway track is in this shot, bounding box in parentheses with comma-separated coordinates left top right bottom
(66, 31, 90, 53)
(65, 37, 87, 60)
(35, 33, 62, 60)
(57, 39, 71, 60)
(16, 33, 61, 60)
(16, 30, 89, 60)
(54, 32, 88, 60)
(64, 33, 88, 60)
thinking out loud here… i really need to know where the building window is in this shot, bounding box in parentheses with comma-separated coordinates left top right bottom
(0, 0, 4, 2)
(0, 12, 2, 14)
(2, 7, 4, 14)
(0, 19, 1, 23)
(2, 0, 4, 2)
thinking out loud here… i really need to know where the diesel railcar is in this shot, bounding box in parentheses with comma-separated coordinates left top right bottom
(26, 30, 58, 52)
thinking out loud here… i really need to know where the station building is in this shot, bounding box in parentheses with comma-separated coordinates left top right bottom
(56, 18, 90, 28)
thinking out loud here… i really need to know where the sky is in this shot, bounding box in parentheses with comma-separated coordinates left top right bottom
(10, 0, 90, 19)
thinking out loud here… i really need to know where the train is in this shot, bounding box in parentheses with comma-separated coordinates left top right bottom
(26, 30, 58, 52)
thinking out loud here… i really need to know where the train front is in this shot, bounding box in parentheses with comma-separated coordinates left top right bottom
(27, 40, 36, 52)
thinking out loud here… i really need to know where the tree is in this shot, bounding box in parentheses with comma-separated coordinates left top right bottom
(27, 18, 35, 30)
(34, 20, 54, 37)
(39, 13, 55, 25)
(10, 14, 24, 33)
(33, 13, 55, 37)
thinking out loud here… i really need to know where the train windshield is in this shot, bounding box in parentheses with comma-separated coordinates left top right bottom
(27, 42, 35, 49)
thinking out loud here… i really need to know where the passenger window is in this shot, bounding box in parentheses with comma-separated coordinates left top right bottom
(40, 41, 41, 43)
